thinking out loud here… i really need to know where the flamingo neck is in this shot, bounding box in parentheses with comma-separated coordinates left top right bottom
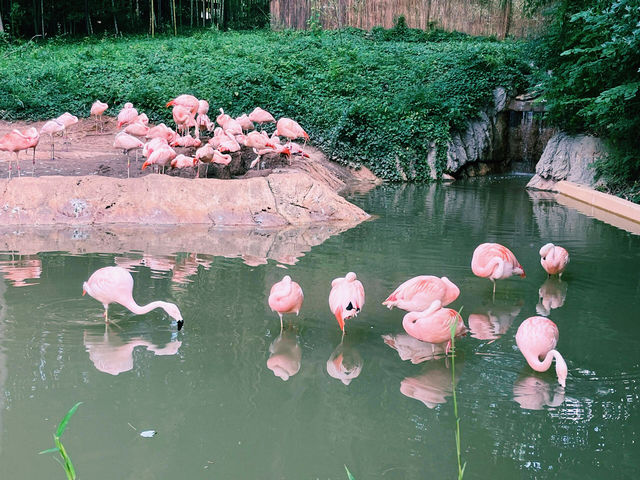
(121, 299, 171, 317)
(530, 349, 567, 386)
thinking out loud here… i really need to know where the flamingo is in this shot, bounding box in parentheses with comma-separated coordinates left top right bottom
(248, 107, 276, 129)
(137, 113, 150, 125)
(142, 146, 177, 173)
(471, 242, 525, 296)
(223, 118, 244, 137)
(170, 154, 197, 171)
(171, 134, 202, 148)
(0, 129, 31, 177)
(172, 105, 194, 136)
(124, 121, 150, 137)
(267, 329, 302, 381)
(116, 103, 138, 129)
(275, 118, 309, 144)
(166, 94, 199, 116)
(235, 114, 255, 132)
(212, 150, 232, 166)
(56, 112, 79, 148)
(268, 275, 304, 329)
(142, 137, 169, 159)
(21, 127, 39, 175)
(383, 275, 460, 312)
(515, 316, 567, 387)
(195, 144, 215, 178)
(540, 243, 569, 276)
(216, 108, 232, 129)
(114, 132, 144, 178)
(146, 123, 178, 143)
(39, 119, 65, 160)
(82, 266, 183, 330)
(90, 100, 108, 133)
(197, 99, 209, 116)
(402, 300, 467, 351)
(328, 272, 365, 334)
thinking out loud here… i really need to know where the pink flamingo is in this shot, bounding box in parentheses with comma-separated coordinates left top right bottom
(471, 242, 525, 295)
(82, 266, 184, 330)
(515, 316, 567, 387)
(216, 108, 232, 129)
(268, 275, 304, 329)
(275, 118, 309, 144)
(248, 107, 276, 129)
(328, 272, 365, 334)
(56, 112, 79, 148)
(39, 119, 65, 160)
(195, 144, 214, 177)
(267, 329, 302, 381)
(142, 146, 177, 173)
(116, 103, 138, 129)
(402, 300, 467, 349)
(21, 127, 39, 175)
(146, 123, 178, 143)
(212, 150, 232, 166)
(171, 134, 202, 148)
(235, 114, 255, 132)
(172, 105, 194, 136)
(113, 132, 144, 177)
(124, 121, 150, 137)
(90, 100, 108, 132)
(383, 275, 460, 312)
(197, 99, 209, 116)
(171, 154, 197, 170)
(539, 243, 569, 276)
(167, 94, 199, 116)
(0, 129, 31, 177)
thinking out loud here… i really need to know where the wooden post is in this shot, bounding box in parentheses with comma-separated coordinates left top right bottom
(150, 0, 155, 36)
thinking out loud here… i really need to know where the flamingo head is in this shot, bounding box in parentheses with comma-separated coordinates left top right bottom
(141, 161, 150, 170)
(166, 100, 175, 108)
(162, 302, 184, 330)
(539, 243, 554, 259)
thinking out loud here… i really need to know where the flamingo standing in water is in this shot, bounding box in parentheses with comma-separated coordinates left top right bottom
(268, 275, 304, 329)
(83, 266, 184, 330)
(539, 243, 570, 277)
(383, 275, 460, 312)
(402, 300, 467, 352)
(515, 316, 567, 387)
(91, 100, 109, 133)
(471, 242, 525, 296)
(329, 272, 365, 334)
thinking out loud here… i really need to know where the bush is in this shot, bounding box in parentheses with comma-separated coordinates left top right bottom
(0, 29, 530, 180)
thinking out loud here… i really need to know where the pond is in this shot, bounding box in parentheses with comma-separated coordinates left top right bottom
(0, 176, 638, 479)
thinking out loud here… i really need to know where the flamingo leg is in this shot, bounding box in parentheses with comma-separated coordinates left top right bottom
(15, 152, 20, 177)
(491, 278, 496, 301)
(279, 313, 283, 331)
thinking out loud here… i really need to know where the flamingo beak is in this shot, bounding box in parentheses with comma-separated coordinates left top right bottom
(82, 289, 86, 296)
(142, 161, 150, 170)
(520, 271, 526, 278)
(177, 320, 184, 331)
(336, 309, 345, 332)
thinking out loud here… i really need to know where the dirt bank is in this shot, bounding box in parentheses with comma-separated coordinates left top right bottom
(0, 118, 380, 226)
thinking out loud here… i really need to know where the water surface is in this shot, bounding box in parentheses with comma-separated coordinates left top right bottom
(0, 176, 638, 479)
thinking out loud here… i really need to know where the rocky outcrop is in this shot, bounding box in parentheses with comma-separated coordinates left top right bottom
(426, 87, 509, 179)
(526, 133, 608, 191)
(0, 172, 370, 226)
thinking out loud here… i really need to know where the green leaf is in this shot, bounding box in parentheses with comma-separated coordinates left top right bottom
(345, 465, 356, 480)
(56, 402, 82, 438)
(38, 447, 60, 455)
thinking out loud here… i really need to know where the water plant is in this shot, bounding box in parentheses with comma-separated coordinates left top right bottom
(449, 311, 466, 479)
(345, 465, 355, 479)
(39, 402, 83, 480)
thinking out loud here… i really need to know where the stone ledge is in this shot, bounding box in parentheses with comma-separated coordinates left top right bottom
(556, 180, 640, 227)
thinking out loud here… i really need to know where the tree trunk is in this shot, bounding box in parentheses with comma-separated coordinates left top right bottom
(501, 0, 512, 39)
(0, 7, 4, 33)
(171, 0, 176, 34)
(158, 0, 162, 29)
(40, 0, 44, 36)
(150, 0, 155, 36)
(190, 0, 193, 27)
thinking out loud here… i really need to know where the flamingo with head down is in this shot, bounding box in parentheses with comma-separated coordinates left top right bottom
(402, 300, 467, 351)
(328, 272, 365, 334)
(383, 275, 460, 312)
(83, 266, 184, 330)
(539, 243, 569, 277)
(515, 316, 567, 387)
(268, 275, 304, 329)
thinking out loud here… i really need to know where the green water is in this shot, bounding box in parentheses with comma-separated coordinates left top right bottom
(0, 176, 638, 479)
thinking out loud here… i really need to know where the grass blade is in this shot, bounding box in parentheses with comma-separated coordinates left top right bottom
(55, 402, 82, 437)
(38, 447, 60, 455)
(345, 465, 355, 480)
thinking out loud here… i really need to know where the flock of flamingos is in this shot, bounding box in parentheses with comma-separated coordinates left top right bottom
(82, 241, 571, 389)
(0, 93, 309, 177)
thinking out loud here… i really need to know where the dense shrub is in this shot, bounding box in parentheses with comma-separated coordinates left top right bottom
(533, 0, 640, 202)
(0, 29, 529, 180)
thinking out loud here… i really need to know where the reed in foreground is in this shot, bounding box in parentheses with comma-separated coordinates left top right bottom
(39, 402, 83, 480)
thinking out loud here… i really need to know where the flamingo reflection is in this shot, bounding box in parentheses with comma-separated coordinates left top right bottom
(382, 333, 447, 364)
(0, 257, 42, 287)
(326, 338, 362, 386)
(267, 328, 302, 381)
(83, 328, 182, 376)
(468, 300, 523, 341)
(400, 357, 463, 409)
(115, 253, 212, 287)
(513, 372, 565, 410)
(536, 277, 568, 316)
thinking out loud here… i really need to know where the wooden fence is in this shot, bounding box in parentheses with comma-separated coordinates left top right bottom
(270, 0, 543, 38)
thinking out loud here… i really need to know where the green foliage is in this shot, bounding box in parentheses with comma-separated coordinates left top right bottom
(534, 0, 640, 202)
(0, 29, 529, 180)
(39, 402, 83, 480)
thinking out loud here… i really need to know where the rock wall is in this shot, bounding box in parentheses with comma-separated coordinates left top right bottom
(0, 172, 370, 226)
(526, 133, 608, 191)
(426, 87, 509, 179)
